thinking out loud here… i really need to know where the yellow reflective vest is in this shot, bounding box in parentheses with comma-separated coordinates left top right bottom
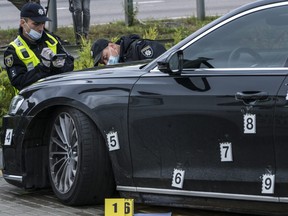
(10, 33, 58, 72)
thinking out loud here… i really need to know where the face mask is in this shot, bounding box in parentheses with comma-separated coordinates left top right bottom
(107, 55, 119, 65)
(107, 47, 119, 65)
(24, 22, 43, 40)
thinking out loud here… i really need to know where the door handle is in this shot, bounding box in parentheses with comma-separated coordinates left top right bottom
(235, 91, 268, 103)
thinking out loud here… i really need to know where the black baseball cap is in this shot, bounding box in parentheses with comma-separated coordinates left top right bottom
(20, 3, 51, 22)
(91, 39, 109, 66)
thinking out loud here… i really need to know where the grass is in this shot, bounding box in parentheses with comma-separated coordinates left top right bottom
(0, 17, 218, 47)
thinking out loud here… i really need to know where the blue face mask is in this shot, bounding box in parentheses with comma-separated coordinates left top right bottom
(107, 55, 119, 65)
(28, 29, 43, 40)
(107, 47, 119, 65)
(24, 22, 43, 41)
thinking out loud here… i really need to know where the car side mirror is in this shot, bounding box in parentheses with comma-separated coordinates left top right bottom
(157, 50, 183, 74)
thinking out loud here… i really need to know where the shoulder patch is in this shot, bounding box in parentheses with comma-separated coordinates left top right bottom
(14, 38, 23, 47)
(5, 54, 14, 67)
(141, 45, 153, 58)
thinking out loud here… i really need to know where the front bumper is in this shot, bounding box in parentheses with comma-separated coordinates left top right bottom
(2, 113, 51, 189)
(1, 114, 32, 186)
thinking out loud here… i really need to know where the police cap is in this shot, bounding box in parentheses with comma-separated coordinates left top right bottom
(91, 39, 109, 66)
(20, 3, 51, 22)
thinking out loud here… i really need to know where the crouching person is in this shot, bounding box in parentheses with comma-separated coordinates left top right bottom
(91, 34, 166, 66)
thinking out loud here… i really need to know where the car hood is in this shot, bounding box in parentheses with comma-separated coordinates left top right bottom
(21, 62, 150, 93)
(49, 63, 148, 80)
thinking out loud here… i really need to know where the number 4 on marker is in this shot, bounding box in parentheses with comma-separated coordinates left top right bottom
(4, 129, 13, 145)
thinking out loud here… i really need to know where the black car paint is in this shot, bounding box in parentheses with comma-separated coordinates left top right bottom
(3, 66, 148, 187)
(3, 0, 288, 214)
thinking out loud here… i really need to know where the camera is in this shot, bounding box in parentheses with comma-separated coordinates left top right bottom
(52, 54, 67, 61)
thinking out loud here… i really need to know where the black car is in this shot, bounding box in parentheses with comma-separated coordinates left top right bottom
(2, 0, 288, 214)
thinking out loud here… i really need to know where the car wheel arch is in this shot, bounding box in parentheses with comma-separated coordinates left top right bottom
(22, 103, 115, 192)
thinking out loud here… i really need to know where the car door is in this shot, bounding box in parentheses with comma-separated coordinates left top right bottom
(274, 77, 288, 200)
(129, 69, 284, 194)
(128, 3, 288, 201)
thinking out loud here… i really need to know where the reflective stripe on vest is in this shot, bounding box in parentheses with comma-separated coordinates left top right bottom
(10, 33, 58, 71)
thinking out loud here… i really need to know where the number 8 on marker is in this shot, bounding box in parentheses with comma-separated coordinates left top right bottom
(244, 114, 256, 134)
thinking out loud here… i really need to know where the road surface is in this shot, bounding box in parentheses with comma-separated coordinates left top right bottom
(0, 170, 245, 216)
(0, 0, 254, 30)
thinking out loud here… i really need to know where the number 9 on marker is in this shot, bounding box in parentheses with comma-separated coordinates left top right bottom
(261, 174, 275, 194)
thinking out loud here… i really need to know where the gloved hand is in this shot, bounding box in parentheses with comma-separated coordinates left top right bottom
(40, 47, 55, 68)
(52, 57, 66, 68)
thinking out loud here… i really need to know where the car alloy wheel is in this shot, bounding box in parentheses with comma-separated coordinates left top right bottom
(47, 107, 115, 205)
(49, 111, 79, 194)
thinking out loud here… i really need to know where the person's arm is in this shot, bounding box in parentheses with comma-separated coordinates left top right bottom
(41, 32, 74, 74)
(51, 42, 74, 74)
(4, 45, 51, 90)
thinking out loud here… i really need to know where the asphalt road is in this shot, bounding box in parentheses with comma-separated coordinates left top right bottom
(0, 170, 248, 216)
(0, 0, 254, 30)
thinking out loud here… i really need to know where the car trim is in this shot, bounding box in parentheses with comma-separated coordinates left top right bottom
(3, 174, 22, 182)
(151, 67, 288, 74)
(180, 68, 288, 76)
(279, 198, 288, 203)
(194, 68, 288, 71)
(117, 186, 280, 202)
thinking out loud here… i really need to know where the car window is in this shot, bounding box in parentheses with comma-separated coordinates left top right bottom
(183, 5, 288, 69)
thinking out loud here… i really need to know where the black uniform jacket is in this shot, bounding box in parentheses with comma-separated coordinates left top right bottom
(4, 28, 74, 90)
(116, 34, 166, 63)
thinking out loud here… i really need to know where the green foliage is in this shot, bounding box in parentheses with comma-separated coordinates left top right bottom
(74, 38, 94, 70)
(0, 28, 18, 47)
(0, 67, 16, 128)
(172, 27, 184, 45)
(143, 26, 158, 40)
(110, 36, 120, 43)
(0, 17, 219, 47)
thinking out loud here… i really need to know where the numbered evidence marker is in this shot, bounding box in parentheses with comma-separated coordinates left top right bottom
(220, 142, 233, 162)
(261, 174, 275, 194)
(243, 113, 256, 134)
(105, 198, 134, 216)
(106, 131, 120, 151)
(172, 168, 185, 189)
(4, 129, 13, 145)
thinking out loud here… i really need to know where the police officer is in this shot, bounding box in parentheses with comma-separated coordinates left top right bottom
(91, 34, 166, 66)
(4, 2, 74, 91)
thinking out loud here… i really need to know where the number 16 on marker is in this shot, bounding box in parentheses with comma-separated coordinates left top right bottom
(105, 198, 133, 216)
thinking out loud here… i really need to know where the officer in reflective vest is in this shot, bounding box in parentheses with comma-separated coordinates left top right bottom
(4, 2, 74, 91)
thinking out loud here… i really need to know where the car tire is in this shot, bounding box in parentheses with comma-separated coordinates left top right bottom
(47, 106, 115, 205)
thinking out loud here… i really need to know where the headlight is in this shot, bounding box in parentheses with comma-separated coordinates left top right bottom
(8, 95, 24, 115)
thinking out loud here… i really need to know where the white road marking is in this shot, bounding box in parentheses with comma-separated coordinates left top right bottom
(137, 1, 165, 4)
